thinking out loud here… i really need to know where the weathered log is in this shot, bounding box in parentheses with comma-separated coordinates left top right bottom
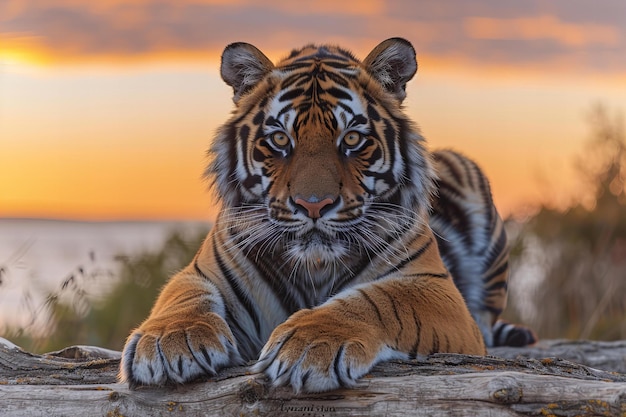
(490, 339, 626, 374)
(1, 337, 625, 416)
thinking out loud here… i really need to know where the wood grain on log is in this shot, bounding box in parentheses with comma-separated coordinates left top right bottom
(1, 338, 625, 416)
(489, 339, 626, 374)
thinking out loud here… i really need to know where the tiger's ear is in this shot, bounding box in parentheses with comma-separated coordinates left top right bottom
(221, 42, 274, 103)
(363, 38, 417, 102)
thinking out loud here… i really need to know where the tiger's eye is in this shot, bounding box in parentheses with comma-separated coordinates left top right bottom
(271, 132, 290, 148)
(343, 131, 361, 148)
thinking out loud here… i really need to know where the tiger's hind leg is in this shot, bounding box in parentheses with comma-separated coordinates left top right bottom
(430, 149, 536, 347)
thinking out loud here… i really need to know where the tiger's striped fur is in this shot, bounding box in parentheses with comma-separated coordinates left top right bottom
(120, 38, 532, 393)
(430, 150, 534, 347)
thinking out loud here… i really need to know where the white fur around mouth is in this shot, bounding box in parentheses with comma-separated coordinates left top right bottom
(285, 230, 348, 268)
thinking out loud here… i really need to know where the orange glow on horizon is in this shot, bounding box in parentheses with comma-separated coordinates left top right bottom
(0, 38, 221, 70)
(0, 144, 221, 221)
(0, 35, 55, 67)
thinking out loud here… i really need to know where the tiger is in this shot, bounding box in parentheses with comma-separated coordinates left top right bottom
(119, 37, 535, 393)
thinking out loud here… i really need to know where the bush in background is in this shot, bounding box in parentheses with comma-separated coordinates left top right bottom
(505, 104, 626, 341)
(6, 228, 207, 353)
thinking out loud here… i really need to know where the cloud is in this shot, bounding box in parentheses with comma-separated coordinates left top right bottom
(1, 0, 625, 76)
(465, 15, 620, 47)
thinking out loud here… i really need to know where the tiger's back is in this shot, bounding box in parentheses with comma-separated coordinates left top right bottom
(432, 150, 507, 346)
(120, 38, 533, 393)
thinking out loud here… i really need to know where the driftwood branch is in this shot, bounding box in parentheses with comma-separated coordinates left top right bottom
(1, 337, 625, 416)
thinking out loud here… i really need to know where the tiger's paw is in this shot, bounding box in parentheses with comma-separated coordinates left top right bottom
(119, 313, 241, 388)
(254, 308, 405, 393)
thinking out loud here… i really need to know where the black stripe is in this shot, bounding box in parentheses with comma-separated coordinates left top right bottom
(280, 72, 307, 89)
(492, 321, 507, 343)
(252, 110, 265, 126)
(483, 261, 509, 283)
(432, 183, 471, 236)
(225, 309, 254, 359)
(485, 305, 504, 316)
(376, 285, 402, 347)
(249, 252, 302, 314)
(350, 114, 368, 128)
(376, 286, 401, 323)
(155, 337, 168, 381)
(431, 330, 440, 354)
(326, 87, 352, 101)
(193, 261, 255, 354)
(176, 356, 183, 376)
(404, 272, 449, 279)
(367, 104, 380, 121)
(325, 70, 350, 87)
(281, 62, 316, 72)
(379, 238, 433, 279)
(333, 344, 348, 388)
(382, 120, 397, 183)
(207, 238, 262, 336)
(409, 308, 422, 359)
(457, 153, 477, 190)
(324, 59, 352, 67)
(123, 334, 139, 387)
(336, 101, 356, 115)
(395, 117, 412, 189)
(358, 288, 384, 325)
(484, 229, 507, 266)
(279, 88, 305, 102)
(436, 177, 465, 200)
(213, 260, 261, 337)
(434, 152, 464, 186)
(485, 280, 508, 292)
(239, 124, 250, 141)
(477, 178, 495, 227)
(184, 337, 210, 376)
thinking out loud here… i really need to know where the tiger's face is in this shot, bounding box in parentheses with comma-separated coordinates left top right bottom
(209, 39, 434, 274)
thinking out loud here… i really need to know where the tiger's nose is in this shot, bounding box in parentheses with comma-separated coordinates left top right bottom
(292, 196, 336, 219)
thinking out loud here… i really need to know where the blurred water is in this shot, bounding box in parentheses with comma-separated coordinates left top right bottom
(0, 219, 207, 333)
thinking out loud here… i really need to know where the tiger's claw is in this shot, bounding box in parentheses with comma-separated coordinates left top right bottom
(119, 313, 242, 388)
(253, 308, 406, 393)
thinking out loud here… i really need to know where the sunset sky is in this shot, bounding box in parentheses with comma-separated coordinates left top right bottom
(1, 0, 625, 221)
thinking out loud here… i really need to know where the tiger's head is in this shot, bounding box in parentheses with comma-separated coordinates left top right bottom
(208, 38, 434, 275)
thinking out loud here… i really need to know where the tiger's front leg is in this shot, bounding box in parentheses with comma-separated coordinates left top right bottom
(255, 277, 485, 393)
(119, 272, 242, 388)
